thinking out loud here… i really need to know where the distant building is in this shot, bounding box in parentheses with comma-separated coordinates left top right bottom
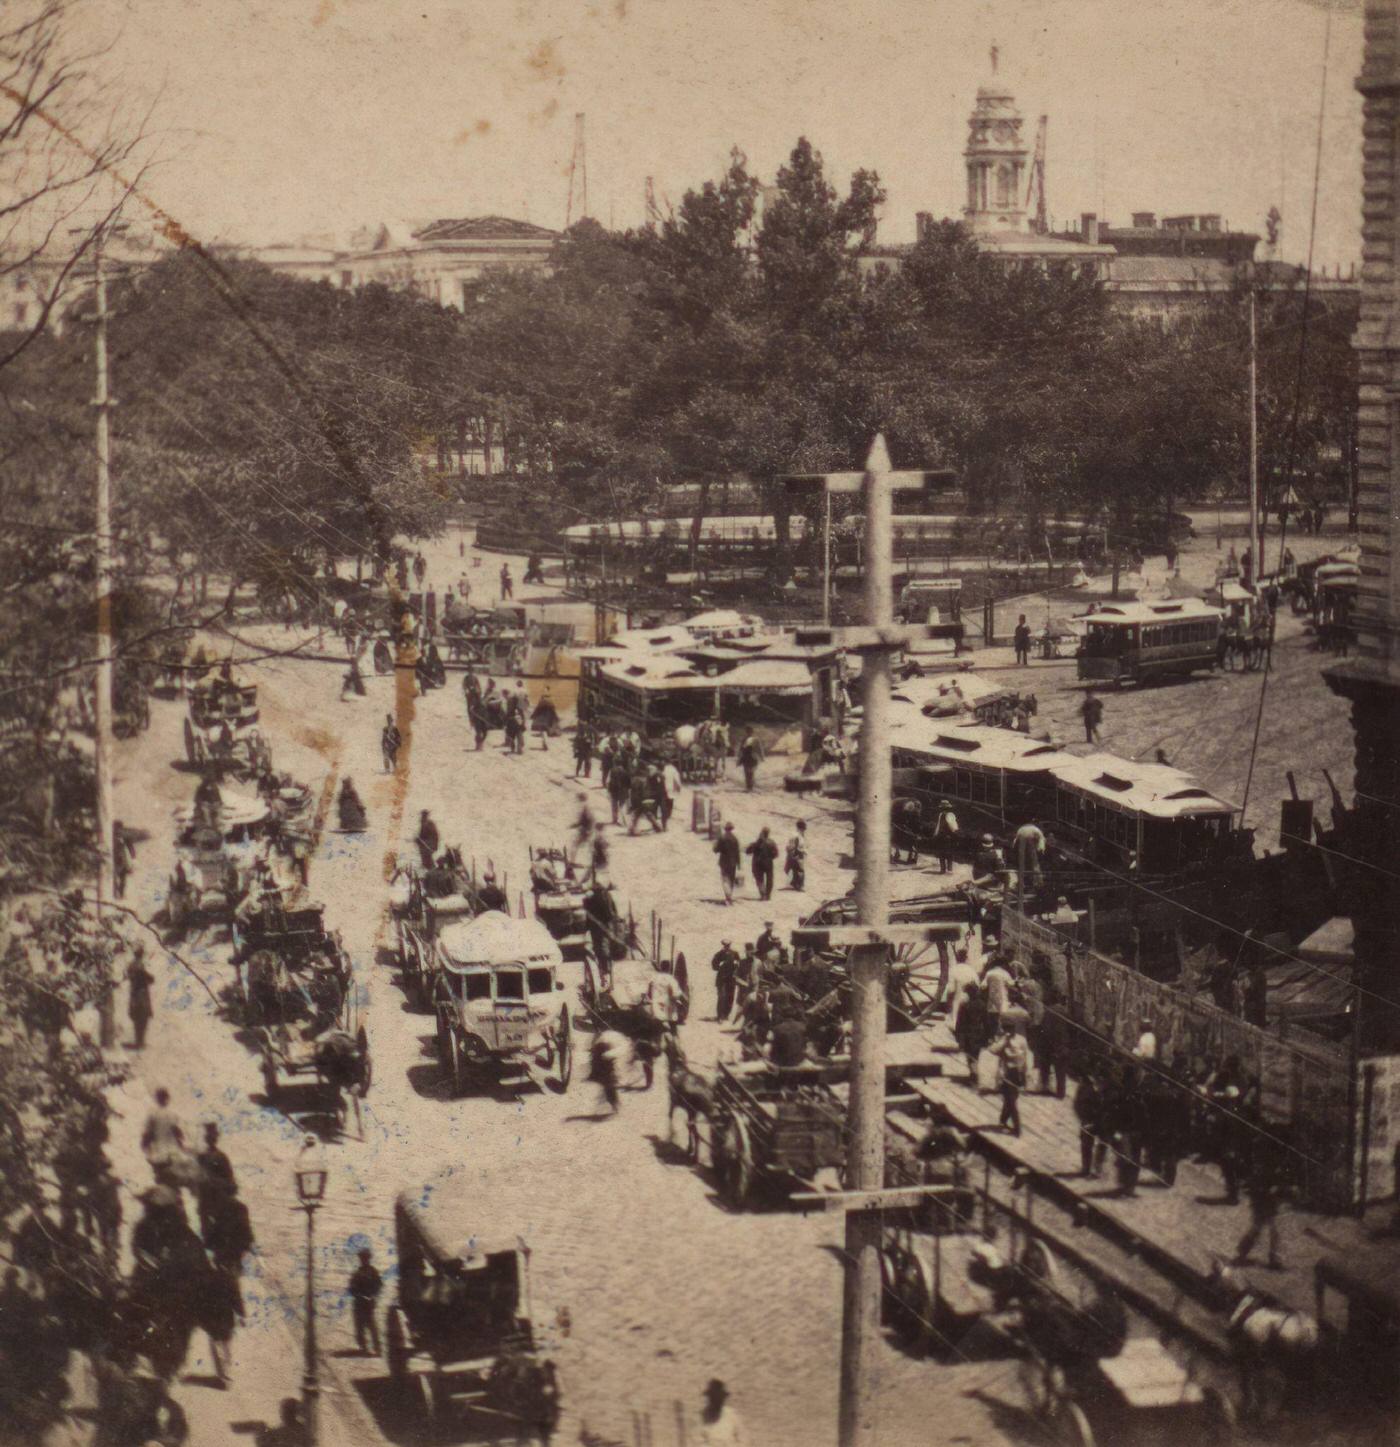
(325, 215, 558, 308)
(0, 228, 171, 335)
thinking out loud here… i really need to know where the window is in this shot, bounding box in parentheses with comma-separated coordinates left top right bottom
(463, 972, 491, 1001)
(527, 967, 554, 996)
(495, 969, 526, 1001)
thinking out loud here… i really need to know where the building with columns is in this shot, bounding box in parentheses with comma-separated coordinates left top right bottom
(1324, 0, 1400, 1053)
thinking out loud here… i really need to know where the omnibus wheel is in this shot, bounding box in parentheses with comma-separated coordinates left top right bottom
(556, 1008, 573, 1090)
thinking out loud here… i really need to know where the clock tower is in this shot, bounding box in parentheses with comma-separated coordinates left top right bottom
(963, 45, 1027, 235)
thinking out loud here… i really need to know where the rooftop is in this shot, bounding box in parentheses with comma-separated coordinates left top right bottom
(1051, 751, 1237, 816)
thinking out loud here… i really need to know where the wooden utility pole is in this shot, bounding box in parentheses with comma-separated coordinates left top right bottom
(84, 223, 124, 1047)
(785, 438, 956, 1447)
(1248, 287, 1260, 586)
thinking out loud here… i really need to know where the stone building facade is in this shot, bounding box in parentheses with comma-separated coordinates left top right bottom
(1325, 0, 1400, 1052)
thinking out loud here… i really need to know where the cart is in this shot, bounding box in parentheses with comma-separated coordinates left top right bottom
(1026, 1335, 1235, 1447)
(445, 607, 533, 675)
(384, 1184, 561, 1433)
(431, 913, 573, 1096)
(710, 1059, 847, 1207)
(528, 846, 589, 959)
(183, 675, 270, 779)
(392, 859, 478, 1011)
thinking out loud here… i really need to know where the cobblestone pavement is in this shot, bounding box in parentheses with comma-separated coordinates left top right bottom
(104, 537, 1031, 1447)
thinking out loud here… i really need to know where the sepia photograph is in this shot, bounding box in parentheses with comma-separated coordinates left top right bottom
(3, 1, 1399, 1444)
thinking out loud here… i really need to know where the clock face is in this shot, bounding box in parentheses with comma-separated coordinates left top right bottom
(994, 121, 1016, 143)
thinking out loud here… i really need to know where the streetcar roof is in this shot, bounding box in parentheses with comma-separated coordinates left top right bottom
(1079, 599, 1223, 626)
(895, 722, 1074, 772)
(437, 912, 562, 972)
(1052, 752, 1237, 815)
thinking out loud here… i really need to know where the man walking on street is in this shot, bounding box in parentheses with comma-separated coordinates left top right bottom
(738, 731, 763, 792)
(1014, 614, 1032, 666)
(991, 1024, 1027, 1137)
(784, 820, 806, 890)
(381, 713, 402, 773)
(607, 756, 631, 826)
(584, 878, 618, 982)
(711, 940, 739, 1021)
(659, 758, 683, 830)
(500, 563, 513, 600)
(746, 826, 778, 901)
(415, 809, 440, 869)
(126, 951, 155, 1050)
(1081, 691, 1104, 744)
(348, 1248, 383, 1355)
(932, 799, 959, 874)
(714, 822, 741, 904)
(573, 726, 593, 779)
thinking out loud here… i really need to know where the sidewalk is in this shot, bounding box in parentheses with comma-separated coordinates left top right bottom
(907, 1017, 1392, 1328)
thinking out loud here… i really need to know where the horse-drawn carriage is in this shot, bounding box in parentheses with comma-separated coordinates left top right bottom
(528, 846, 589, 959)
(240, 902, 369, 1134)
(183, 674, 270, 779)
(165, 828, 249, 936)
(391, 856, 478, 1010)
(444, 606, 533, 675)
(431, 913, 574, 1096)
(113, 661, 153, 737)
(384, 1182, 561, 1433)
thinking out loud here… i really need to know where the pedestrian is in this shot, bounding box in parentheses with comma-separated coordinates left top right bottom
(628, 770, 660, 834)
(699, 1378, 748, 1447)
(126, 951, 155, 1050)
(1107, 1064, 1144, 1197)
(573, 726, 593, 779)
(892, 796, 922, 865)
(113, 819, 136, 899)
(734, 944, 759, 1016)
(202, 1188, 254, 1320)
(754, 920, 781, 960)
(476, 868, 508, 913)
(584, 878, 618, 979)
(606, 756, 631, 825)
(1234, 1136, 1287, 1269)
(990, 1024, 1027, 1137)
(348, 1248, 383, 1355)
(499, 563, 513, 600)
(198, 1257, 240, 1387)
(746, 826, 778, 901)
(1013, 614, 1032, 666)
(644, 959, 686, 1037)
(1012, 820, 1046, 892)
(784, 820, 807, 890)
(714, 822, 741, 904)
(931, 799, 959, 874)
(1037, 986, 1069, 1098)
(590, 1030, 630, 1116)
(954, 982, 990, 1082)
(415, 809, 440, 869)
(571, 792, 596, 864)
(659, 757, 683, 829)
(1074, 1067, 1107, 1178)
(1081, 691, 1103, 744)
(980, 953, 1015, 1036)
(380, 714, 401, 773)
(737, 731, 762, 792)
(195, 1123, 236, 1231)
(711, 940, 739, 1021)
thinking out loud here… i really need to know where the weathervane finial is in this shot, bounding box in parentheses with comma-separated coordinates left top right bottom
(990, 42, 999, 75)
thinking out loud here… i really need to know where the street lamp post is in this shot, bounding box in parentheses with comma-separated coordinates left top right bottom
(294, 1136, 328, 1444)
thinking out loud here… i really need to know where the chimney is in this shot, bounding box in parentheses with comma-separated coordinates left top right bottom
(916, 211, 933, 242)
(1081, 213, 1099, 245)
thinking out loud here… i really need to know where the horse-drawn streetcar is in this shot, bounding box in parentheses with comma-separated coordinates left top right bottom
(183, 673, 270, 779)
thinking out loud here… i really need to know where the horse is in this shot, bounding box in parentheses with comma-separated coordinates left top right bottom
(1208, 1259, 1318, 1422)
(315, 1028, 371, 1138)
(662, 1036, 714, 1161)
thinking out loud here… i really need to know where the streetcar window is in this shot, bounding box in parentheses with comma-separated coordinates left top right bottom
(463, 972, 491, 1001)
(495, 970, 526, 1001)
(527, 967, 553, 995)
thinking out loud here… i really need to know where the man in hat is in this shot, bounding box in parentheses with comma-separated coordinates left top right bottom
(126, 950, 155, 1050)
(784, 819, 807, 890)
(971, 834, 1006, 890)
(584, 878, 618, 981)
(699, 1378, 747, 1446)
(711, 939, 739, 1022)
(754, 921, 781, 961)
(932, 799, 959, 874)
(713, 822, 741, 905)
(140, 1088, 186, 1188)
(415, 810, 440, 869)
(381, 714, 402, 773)
(745, 826, 778, 901)
(477, 869, 508, 913)
(348, 1248, 383, 1355)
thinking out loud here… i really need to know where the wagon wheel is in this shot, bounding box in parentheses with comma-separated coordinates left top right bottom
(674, 954, 691, 1024)
(581, 956, 599, 1012)
(556, 1007, 573, 1090)
(183, 717, 197, 764)
(1051, 1401, 1094, 1447)
(435, 1007, 452, 1065)
(447, 1028, 471, 1097)
(356, 1027, 373, 1097)
(892, 937, 953, 1018)
(261, 1051, 279, 1104)
(715, 1112, 755, 1208)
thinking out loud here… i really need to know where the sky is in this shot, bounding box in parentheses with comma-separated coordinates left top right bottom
(78, 0, 1364, 268)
